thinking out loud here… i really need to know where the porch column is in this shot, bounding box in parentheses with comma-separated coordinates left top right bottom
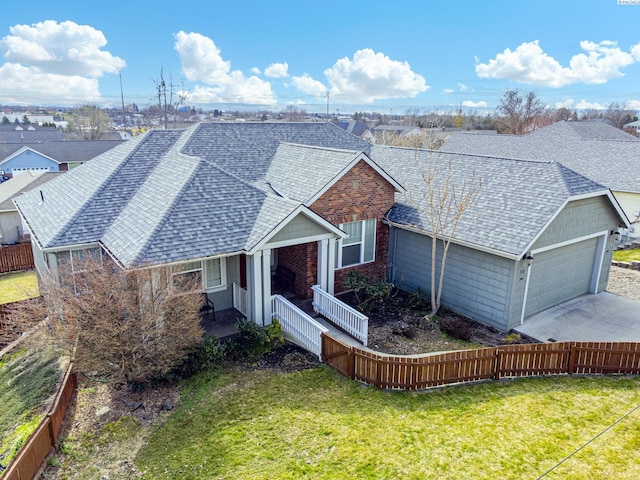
(261, 249, 272, 325)
(317, 239, 329, 292)
(327, 238, 337, 295)
(249, 251, 263, 324)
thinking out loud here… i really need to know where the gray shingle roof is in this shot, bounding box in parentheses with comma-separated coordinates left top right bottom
(371, 145, 610, 257)
(441, 121, 640, 193)
(15, 123, 373, 267)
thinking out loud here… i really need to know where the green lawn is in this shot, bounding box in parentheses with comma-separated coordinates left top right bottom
(0, 270, 39, 304)
(0, 349, 65, 466)
(134, 367, 640, 480)
(613, 248, 640, 262)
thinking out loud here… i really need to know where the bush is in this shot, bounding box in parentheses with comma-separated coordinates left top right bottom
(232, 318, 284, 359)
(408, 288, 428, 310)
(343, 271, 392, 314)
(166, 335, 227, 380)
(438, 317, 473, 341)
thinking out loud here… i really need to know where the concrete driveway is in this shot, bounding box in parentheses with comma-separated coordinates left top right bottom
(514, 292, 640, 342)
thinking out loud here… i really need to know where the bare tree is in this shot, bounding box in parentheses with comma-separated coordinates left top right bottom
(496, 89, 546, 134)
(69, 105, 111, 139)
(153, 68, 190, 129)
(375, 126, 447, 150)
(401, 153, 482, 318)
(603, 102, 636, 129)
(6, 258, 204, 385)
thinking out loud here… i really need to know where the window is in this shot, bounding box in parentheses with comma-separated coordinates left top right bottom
(56, 247, 103, 293)
(172, 257, 226, 291)
(336, 219, 376, 268)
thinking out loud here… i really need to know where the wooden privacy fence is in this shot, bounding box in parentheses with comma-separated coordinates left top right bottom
(0, 243, 34, 273)
(3, 365, 78, 480)
(321, 334, 640, 390)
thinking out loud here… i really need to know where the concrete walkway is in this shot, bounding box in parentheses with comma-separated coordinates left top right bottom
(514, 292, 640, 342)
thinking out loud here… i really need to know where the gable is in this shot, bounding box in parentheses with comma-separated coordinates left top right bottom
(267, 211, 335, 245)
(312, 159, 397, 225)
(1, 147, 60, 172)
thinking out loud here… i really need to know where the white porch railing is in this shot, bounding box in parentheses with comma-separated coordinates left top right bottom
(232, 282, 247, 317)
(311, 285, 368, 346)
(271, 294, 328, 360)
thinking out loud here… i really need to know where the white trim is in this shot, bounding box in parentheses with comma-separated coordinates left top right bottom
(247, 205, 346, 255)
(530, 230, 609, 255)
(170, 256, 228, 293)
(521, 191, 629, 255)
(335, 218, 376, 269)
(520, 230, 609, 323)
(263, 232, 337, 250)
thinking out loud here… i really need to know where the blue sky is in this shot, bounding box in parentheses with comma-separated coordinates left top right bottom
(2, 0, 640, 114)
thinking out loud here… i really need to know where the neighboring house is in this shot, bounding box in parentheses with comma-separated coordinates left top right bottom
(15, 123, 402, 328)
(335, 120, 372, 139)
(14, 122, 629, 334)
(440, 121, 640, 225)
(0, 140, 124, 178)
(623, 120, 640, 134)
(374, 145, 629, 331)
(0, 171, 61, 244)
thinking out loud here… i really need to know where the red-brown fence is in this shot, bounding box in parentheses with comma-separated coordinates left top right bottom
(0, 243, 34, 274)
(2, 365, 78, 480)
(321, 334, 640, 390)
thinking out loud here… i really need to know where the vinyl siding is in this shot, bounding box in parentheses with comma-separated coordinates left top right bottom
(389, 228, 516, 331)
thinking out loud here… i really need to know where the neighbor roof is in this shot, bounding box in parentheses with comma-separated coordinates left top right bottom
(0, 140, 125, 165)
(371, 144, 621, 258)
(0, 172, 62, 212)
(14, 123, 379, 267)
(440, 121, 640, 194)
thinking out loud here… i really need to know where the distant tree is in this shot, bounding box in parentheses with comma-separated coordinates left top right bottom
(603, 102, 635, 129)
(581, 109, 601, 120)
(21, 114, 30, 125)
(553, 107, 575, 122)
(1, 116, 9, 125)
(496, 89, 546, 134)
(153, 68, 190, 129)
(5, 257, 204, 385)
(70, 105, 110, 139)
(375, 129, 446, 150)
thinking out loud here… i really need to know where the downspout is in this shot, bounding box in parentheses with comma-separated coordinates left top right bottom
(519, 254, 534, 324)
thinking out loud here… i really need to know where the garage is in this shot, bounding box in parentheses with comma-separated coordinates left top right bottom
(523, 236, 602, 318)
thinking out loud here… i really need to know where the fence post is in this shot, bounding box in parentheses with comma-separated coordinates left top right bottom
(568, 344, 576, 375)
(348, 348, 355, 380)
(495, 348, 501, 380)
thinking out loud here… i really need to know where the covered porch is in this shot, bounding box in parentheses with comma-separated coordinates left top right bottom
(201, 283, 368, 358)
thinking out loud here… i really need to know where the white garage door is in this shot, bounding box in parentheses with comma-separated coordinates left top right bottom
(524, 237, 599, 318)
(12, 167, 50, 176)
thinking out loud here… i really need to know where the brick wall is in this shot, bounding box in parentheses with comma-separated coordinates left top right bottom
(278, 160, 395, 297)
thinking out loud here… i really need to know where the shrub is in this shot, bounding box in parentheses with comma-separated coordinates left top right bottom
(232, 318, 284, 359)
(167, 335, 227, 380)
(438, 317, 473, 341)
(408, 288, 428, 310)
(343, 271, 392, 314)
(503, 333, 522, 344)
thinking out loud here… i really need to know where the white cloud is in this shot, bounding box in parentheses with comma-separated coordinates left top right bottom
(250, 67, 261, 74)
(476, 40, 635, 87)
(625, 100, 640, 110)
(291, 73, 327, 97)
(458, 83, 468, 92)
(575, 99, 607, 110)
(554, 99, 575, 109)
(322, 48, 428, 104)
(0, 20, 125, 103)
(461, 100, 487, 108)
(632, 43, 640, 61)
(442, 88, 454, 93)
(174, 31, 275, 104)
(264, 62, 288, 78)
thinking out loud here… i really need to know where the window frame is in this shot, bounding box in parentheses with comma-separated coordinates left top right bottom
(335, 218, 376, 269)
(171, 257, 227, 292)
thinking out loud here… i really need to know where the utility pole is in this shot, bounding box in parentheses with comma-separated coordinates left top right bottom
(325, 91, 330, 121)
(119, 72, 126, 126)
